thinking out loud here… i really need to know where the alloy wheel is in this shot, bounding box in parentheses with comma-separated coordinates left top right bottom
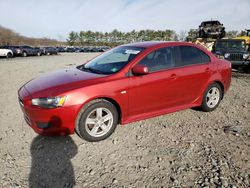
(206, 87, 220, 108)
(85, 107, 113, 137)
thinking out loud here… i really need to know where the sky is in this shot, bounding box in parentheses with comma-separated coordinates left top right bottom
(0, 0, 249, 41)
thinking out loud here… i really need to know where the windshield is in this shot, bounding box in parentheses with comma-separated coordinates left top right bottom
(216, 40, 246, 51)
(77, 46, 144, 75)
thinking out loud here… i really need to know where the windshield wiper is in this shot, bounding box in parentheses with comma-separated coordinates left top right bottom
(79, 65, 105, 74)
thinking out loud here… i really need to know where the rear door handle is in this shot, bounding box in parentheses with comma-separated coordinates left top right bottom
(205, 67, 210, 72)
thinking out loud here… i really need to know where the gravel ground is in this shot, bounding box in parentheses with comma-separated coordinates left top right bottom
(0, 53, 249, 188)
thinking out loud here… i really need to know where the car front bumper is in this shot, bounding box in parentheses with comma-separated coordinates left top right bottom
(18, 97, 81, 136)
(230, 60, 250, 68)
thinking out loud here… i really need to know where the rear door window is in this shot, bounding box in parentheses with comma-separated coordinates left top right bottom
(176, 46, 210, 67)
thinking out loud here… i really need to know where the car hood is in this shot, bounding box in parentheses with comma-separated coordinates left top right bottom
(23, 67, 106, 98)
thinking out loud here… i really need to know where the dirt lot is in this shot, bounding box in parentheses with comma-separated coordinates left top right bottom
(0, 53, 249, 188)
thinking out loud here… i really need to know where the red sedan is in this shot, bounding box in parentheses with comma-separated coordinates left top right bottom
(18, 42, 231, 141)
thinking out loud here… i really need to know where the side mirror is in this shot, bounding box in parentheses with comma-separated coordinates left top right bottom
(132, 64, 149, 75)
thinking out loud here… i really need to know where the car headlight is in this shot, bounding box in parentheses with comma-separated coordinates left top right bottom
(243, 54, 249, 60)
(31, 96, 66, 109)
(224, 53, 230, 59)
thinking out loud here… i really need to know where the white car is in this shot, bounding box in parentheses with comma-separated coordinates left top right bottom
(0, 48, 13, 58)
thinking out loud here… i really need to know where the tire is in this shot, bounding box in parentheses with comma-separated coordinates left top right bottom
(6, 52, 13, 58)
(201, 83, 222, 112)
(37, 52, 41, 56)
(76, 99, 118, 142)
(46, 52, 50, 55)
(243, 66, 250, 73)
(22, 52, 27, 57)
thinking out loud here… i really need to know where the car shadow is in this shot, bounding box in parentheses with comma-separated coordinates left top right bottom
(29, 135, 78, 188)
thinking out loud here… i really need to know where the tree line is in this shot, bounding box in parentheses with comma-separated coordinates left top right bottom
(67, 29, 248, 47)
(0, 25, 64, 46)
(67, 29, 178, 47)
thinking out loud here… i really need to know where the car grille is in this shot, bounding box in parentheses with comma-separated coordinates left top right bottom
(24, 115, 32, 126)
(229, 53, 243, 61)
(19, 98, 24, 106)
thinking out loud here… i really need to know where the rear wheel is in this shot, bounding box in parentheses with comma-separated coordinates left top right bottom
(201, 83, 222, 112)
(76, 99, 118, 142)
(37, 52, 41, 56)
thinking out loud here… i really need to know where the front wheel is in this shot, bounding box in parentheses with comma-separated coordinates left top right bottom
(201, 83, 222, 112)
(6, 52, 13, 58)
(22, 52, 27, 57)
(76, 99, 118, 142)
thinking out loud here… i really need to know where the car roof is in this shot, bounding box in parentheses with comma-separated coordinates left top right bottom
(122, 41, 193, 49)
(202, 20, 220, 23)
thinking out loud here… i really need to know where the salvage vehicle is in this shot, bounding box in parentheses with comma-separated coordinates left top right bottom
(20, 45, 42, 57)
(56, 47, 66, 53)
(66, 47, 76, 52)
(198, 20, 226, 39)
(212, 39, 250, 72)
(42, 47, 58, 55)
(18, 42, 231, 142)
(0, 45, 23, 57)
(235, 29, 250, 51)
(0, 48, 13, 58)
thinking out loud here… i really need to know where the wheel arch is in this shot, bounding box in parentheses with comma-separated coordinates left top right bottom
(212, 80, 225, 99)
(101, 97, 122, 124)
(7, 51, 13, 57)
(75, 96, 122, 127)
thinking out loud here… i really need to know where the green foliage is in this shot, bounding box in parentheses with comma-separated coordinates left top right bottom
(67, 31, 78, 46)
(67, 29, 178, 46)
(185, 29, 197, 42)
(237, 30, 247, 37)
(226, 30, 238, 38)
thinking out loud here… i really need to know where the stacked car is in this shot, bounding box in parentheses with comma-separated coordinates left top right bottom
(193, 20, 250, 73)
(198, 20, 226, 39)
